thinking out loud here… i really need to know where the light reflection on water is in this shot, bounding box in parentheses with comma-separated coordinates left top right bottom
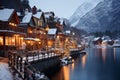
(82, 54, 87, 68)
(50, 47, 120, 80)
(63, 66, 70, 80)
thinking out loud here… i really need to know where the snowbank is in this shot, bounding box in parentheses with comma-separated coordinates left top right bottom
(0, 63, 13, 80)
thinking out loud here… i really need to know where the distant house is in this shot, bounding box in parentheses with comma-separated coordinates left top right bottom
(0, 8, 26, 57)
(93, 37, 102, 45)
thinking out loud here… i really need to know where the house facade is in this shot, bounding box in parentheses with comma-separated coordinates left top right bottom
(0, 8, 26, 57)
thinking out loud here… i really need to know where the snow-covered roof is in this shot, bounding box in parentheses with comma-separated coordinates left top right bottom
(17, 12, 21, 16)
(33, 12, 42, 19)
(93, 37, 100, 41)
(0, 8, 14, 21)
(59, 19, 64, 25)
(102, 40, 108, 43)
(65, 30, 71, 34)
(44, 13, 52, 18)
(22, 13, 32, 23)
(24, 38, 40, 41)
(48, 28, 57, 35)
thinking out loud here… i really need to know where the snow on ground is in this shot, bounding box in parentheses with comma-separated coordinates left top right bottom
(0, 63, 13, 80)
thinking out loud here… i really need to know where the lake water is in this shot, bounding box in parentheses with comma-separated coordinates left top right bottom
(49, 47, 120, 80)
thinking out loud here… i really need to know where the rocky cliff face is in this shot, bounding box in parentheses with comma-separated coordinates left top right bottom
(70, 0, 120, 32)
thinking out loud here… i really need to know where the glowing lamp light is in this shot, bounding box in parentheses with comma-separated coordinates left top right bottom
(57, 35, 59, 39)
(9, 22, 17, 27)
(12, 39, 15, 42)
(46, 25, 49, 31)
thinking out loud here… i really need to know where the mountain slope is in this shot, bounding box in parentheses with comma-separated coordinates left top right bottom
(70, 0, 120, 32)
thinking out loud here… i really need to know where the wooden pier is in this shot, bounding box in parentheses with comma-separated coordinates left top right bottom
(8, 50, 61, 80)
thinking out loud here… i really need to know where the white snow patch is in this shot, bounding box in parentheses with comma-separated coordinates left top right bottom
(17, 12, 21, 16)
(93, 37, 100, 41)
(0, 63, 13, 80)
(48, 28, 57, 35)
(65, 30, 71, 34)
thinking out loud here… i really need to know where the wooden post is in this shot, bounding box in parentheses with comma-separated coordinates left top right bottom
(38, 52, 39, 60)
(26, 54, 28, 62)
(20, 57, 23, 72)
(33, 52, 34, 62)
(13, 53, 16, 67)
(16, 56, 19, 69)
(8, 52, 11, 67)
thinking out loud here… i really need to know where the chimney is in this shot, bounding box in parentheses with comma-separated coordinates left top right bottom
(32, 6, 37, 14)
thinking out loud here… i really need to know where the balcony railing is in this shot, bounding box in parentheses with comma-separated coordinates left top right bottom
(0, 25, 25, 33)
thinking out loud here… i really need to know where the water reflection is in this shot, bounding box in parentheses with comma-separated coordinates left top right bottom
(101, 48, 106, 63)
(113, 48, 116, 62)
(82, 54, 87, 68)
(71, 62, 75, 71)
(50, 47, 120, 80)
(63, 66, 70, 80)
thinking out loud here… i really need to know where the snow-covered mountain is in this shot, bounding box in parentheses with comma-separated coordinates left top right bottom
(69, 0, 102, 27)
(70, 0, 120, 32)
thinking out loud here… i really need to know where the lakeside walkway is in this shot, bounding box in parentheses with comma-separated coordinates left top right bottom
(7, 50, 61, 80)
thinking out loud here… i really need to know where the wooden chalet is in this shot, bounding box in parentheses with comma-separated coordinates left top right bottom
(20, 11, 47, 50)
(32, 11, 47, 50)
(0, 8, 26, 57)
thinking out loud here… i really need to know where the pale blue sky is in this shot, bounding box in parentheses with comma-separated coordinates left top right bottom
(29, 0, 102, 19)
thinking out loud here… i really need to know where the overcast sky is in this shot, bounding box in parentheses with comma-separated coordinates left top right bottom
(29, 0, 102, 19)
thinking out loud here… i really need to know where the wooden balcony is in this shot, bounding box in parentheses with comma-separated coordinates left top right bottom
(0, 24, 25, 33)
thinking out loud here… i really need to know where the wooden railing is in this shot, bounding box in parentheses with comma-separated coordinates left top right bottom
(8, 50, 60, 80)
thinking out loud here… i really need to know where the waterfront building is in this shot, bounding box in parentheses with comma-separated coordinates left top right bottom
(19, 8, 47, 51)
(0, 8, 26, 57)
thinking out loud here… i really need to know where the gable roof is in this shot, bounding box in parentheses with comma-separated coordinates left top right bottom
(0, 8, 14, 21)
(33, 12, 42, 19)
(22, 13, 32, 23)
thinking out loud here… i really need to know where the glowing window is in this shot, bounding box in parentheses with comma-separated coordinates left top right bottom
(0, 36, 3, 45)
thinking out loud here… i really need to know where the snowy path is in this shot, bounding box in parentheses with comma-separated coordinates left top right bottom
(0, 63, 13, 80)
